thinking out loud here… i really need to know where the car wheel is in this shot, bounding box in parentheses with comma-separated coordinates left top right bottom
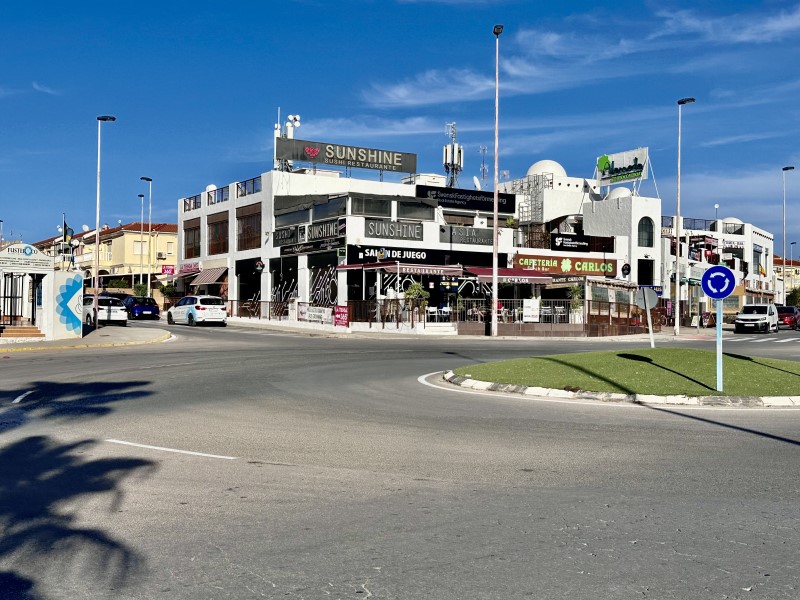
(188, 314, 196, 327)
(221, 322, 227, 327)
(167, 313, 174, 325)
(121, 321, 127, 327)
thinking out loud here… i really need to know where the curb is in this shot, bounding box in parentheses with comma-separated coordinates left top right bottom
(442, 371, 800, 408)
(0, 331, 172, 353)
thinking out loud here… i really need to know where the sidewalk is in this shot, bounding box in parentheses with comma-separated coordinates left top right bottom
(0, 326, 171, 353)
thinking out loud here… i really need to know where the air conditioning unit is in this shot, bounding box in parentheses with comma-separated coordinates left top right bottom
(157, 252, 167, 260)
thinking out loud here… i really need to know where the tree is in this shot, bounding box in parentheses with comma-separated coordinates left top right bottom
(787, 287, 800, 307)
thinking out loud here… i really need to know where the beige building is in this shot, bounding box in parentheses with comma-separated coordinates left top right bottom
(34, 222, 178, 292)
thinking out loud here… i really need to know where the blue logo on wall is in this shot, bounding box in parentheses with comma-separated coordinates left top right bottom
(55, 275, 83, 333)
(23, 245, 34, 256)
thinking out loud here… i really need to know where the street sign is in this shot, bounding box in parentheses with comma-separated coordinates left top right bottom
(701, 265, 735, 300)
(634, 287, 658, 310)
(700, 265, 735, 393)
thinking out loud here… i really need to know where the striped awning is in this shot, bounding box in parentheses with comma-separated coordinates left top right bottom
(190, 267, 228, 286)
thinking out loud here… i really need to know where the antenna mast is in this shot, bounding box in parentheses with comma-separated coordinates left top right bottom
(479, 145, 488, 189)
(443, 122, 463, 188)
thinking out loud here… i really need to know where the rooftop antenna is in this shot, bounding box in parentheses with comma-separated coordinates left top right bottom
(275, 109, 301, 172)
(443, 122, 463, 188)
(479, 145, 488, 189)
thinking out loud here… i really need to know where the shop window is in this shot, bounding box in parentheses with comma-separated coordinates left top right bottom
(352, 196, 391, 217)
(237, 213, 261, 251)
(397, 201, 434, 221)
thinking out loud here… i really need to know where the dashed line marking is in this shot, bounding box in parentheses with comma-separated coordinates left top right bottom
(105, 439, 237, 460)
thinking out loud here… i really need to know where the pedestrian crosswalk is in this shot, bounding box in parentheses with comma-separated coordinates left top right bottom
(726, 334, 800, 343)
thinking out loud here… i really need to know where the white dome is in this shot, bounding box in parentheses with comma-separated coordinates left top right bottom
(526, 160, 567, 178)
(605, 186, 632, 201)
(721, 217, 742, 224)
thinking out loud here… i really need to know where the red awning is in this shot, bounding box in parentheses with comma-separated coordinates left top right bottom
(465, 267, 552, 284)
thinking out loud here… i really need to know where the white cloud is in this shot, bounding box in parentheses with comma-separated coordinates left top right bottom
(654, 5, 800, 44)
(700, 131, 788, 148)
(32, 81, 60, 95)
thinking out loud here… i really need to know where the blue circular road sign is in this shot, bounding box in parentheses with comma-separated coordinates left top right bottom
(701, 265, 736, 300)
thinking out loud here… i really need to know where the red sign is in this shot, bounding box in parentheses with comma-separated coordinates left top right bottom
(161, 265, 175, 275)
(334, 305, 349, 327)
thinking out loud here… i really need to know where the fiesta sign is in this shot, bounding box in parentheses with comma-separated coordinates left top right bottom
(515, 253, 617, 277)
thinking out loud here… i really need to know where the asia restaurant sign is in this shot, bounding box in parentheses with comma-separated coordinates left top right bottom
(515, 253, 618, 277)
(440, 225, 493, 246)
(275, 138, 417, 173)
(416, 185, 516, 214)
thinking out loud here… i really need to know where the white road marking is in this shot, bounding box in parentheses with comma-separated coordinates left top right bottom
(105, 439, 237, 460)
(12, 391, 34, 404)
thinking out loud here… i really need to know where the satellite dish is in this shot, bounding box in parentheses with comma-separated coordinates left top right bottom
(205, 184, 217, 192)
(82, 224, 90, 232)
(473, 176, 481, 191)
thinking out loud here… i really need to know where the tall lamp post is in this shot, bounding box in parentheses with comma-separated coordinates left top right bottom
(491, 23, 503, 337)
(141, 176, 153, 292)
(94, 115, 116, 330)
(138, 193, 145, 285)
(782, 166, 794, 305)
(674, 97, 695, 336)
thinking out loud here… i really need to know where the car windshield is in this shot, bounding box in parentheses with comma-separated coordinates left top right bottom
(741, 306, 767, 315)
(199, 297, 225, 306)
(98, 298, 124, 307)
(135, 297, 158, 306)
(777, 307, 794, 315)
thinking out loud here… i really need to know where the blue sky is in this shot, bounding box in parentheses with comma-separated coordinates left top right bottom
(2, 0, 799, 257)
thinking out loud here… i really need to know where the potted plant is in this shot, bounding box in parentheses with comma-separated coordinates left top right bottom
(567, 284, 584, 324)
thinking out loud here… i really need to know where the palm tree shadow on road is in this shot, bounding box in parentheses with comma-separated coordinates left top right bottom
(0, 436, 157, 599)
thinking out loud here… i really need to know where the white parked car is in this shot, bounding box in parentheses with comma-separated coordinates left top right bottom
(734, 303, 779, 334)
(83, 295, 128, 327)
(166, 295, 228, 326)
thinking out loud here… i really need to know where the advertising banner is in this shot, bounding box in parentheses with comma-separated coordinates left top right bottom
(596, 148, 649, 185)
(416, 184, 516, 214)
(515, 253, 617, 277)
(53, 271, 83, 340)
(334, 305, 349, 327)
(550, 233, 591, 252)
(276, 138, 417, 173)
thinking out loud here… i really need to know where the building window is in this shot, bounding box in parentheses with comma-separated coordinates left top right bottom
(397, 201, 434, 221)
(237, 213, 261, 251)
(313, 197, 347, 221)
(352, 196, 391, 217)
(275, 209, 310, 228)
(638, 217, 654, 247)
(184, 227, 200, 259)
(133, 241, 147, 256)
(237, 177, 262, 197)
(183, 195, 201, 212)
(167, 241, 175, 255)
(207, 187, 229, 206)
(208, 221, 229, 255)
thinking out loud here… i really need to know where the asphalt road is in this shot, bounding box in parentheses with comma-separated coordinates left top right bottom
(1, 322, 799, 599)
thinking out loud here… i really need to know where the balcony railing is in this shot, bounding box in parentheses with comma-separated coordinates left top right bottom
(183, 195, 202, 212)
(237, 176, 262, 198)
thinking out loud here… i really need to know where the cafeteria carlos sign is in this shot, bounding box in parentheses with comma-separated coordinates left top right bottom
(515, 253, 617, 277)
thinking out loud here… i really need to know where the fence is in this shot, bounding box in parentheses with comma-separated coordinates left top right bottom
(225, 297, 664, 337)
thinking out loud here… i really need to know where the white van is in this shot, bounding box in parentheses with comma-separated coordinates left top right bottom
(734, 303, 779, 334)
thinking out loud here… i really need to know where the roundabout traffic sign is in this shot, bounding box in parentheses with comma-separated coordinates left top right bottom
(701, 265, 735, 300)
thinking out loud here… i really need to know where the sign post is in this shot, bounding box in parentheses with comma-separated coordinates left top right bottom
(701, 265, 736, 392)
(635, 287, 658, 348)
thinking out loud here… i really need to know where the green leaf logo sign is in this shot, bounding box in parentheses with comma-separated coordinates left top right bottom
(560, 258, 572, 273)
(597, 155, 611, 174)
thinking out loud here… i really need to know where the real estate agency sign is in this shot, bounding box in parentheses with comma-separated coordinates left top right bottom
(515, 253, 618, 277)
(596, 147, 649, 185)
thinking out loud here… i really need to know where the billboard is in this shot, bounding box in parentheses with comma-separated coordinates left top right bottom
(416, 184, 516, 214)
(275, 138, 417, 173)
(596, 148, 648, 185)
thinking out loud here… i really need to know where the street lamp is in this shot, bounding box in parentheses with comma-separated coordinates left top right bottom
(138, 193, 145, 286)
(674, 97, 695, 336)
(491, 23, 503, 337)
(94, 115, 116, 330)
(141, 177, 153, 292)
(782, 166, 794, 305)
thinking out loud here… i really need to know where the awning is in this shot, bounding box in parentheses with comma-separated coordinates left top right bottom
(465, 267, 552, 284)
(190, 267, 228, 286)
(338, 262, 463, 276)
